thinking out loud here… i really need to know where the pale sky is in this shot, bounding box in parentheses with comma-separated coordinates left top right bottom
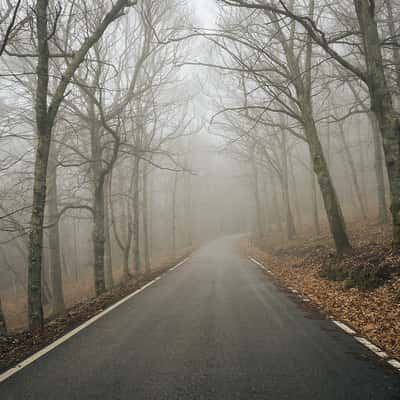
(191, 0, 218, 28)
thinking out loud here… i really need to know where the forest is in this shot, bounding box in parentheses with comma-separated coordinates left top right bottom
(1, 0, 400, 376)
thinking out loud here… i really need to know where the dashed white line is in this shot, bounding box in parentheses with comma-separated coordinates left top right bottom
(249, 257, 267, 271)
(388, 359, 400, 369)
(355, 337, 388, 358)
(333, 320, 356, 335)
(0, 257, 189, 384)
(169, 257, 189, 272)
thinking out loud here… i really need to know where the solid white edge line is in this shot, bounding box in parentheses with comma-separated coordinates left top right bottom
(333, 320, 356, 335)
(169, 257, 189, 272)
(388, 359, 400, 369)
(355, 337, 389, 358)
(248, 257, 266, 271)
(0, 257, 189, 384)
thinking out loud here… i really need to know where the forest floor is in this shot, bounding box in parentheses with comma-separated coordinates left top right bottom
(241, 220, 400, 360)
(0, 248, 193, 374)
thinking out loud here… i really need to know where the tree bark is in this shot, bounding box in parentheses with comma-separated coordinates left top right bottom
(281, 134, 296, 240)
(338, 123, 367, 218)
(354, 0, 400, 247)
(28, 0, 50, 330)
(132, 156, 141, 273)
(104, 175, 113, 288)
(142, 164, 151, 273)
(171, 172, 178, 257)
(369, 112, 388, 223)
(310, 162, 321, 235)
(305, 112, 351, 254)
(90, 120, 106, 295)
(271, 174, 283, 232)
(47, 144, 65, 315)
(289, 154, 303, 229)
(251, 156, 265, 239)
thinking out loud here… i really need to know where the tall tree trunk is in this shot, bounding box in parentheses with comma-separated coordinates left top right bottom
(289, 154, 303, 229)
(132, 156, 141, 273)
(384, 0, 400, 104)
(281, 134, 296, 240)
(271, 174, 283, 232)
(104, 175, 113, 288)
(304, 113, 351, 254)
(47, 145, 65, 315)
(338, 123, 367, 218)
(93, 180, 106, 295)
(310, 163, 321, 235)
(171, 172, 178, 257)
(91, 119, 106, 295)
(183, 171, 193, 247)
(358, 125, 369, 212)
(251, 156, 265, 238)
(354, 0, 400, 247)
(261, 175, 271, 234)
(28, 0, 51, 330)
(369, 112, 388, 223)
(142, 164, 151, 273)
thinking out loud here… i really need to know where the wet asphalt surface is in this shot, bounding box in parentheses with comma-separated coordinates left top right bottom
(1, 236, 400, 399)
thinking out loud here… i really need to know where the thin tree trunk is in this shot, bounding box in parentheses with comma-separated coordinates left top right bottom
(171, 172, 178, 257)
(47, 145, 65, 315)
(271, 174, 283, 232)
(310, 164, 321, 235)
(358, 125, 369, 212)
(338, 123, 367, 218)
(142, 164, 151, 273)
(261, 175, 271, 234)
(281, 134, 296, 240)
(369, 112, 388, 223)
(305, 114, 351, 254)
(132, 156, 141, 273)
(27, 0, 51, 330)
(289, 154, 303, 229)
(104, 175, 113, 289)
(90, 118, 106, 295)
(93, 180, 106, 295)
(251, 156, 265, 238)
(183, 171, 193, 247)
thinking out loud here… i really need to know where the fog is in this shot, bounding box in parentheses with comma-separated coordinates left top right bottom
(0, 0, 396, 335)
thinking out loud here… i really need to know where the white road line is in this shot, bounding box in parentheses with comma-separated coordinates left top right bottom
(169, 257, 189, 272)
(0, 257, 189, 384)
(355, 337, 388, 358)
(388, 359, 400, 369)
(333, 320, 356, 335)
(249, 257, 267, 271)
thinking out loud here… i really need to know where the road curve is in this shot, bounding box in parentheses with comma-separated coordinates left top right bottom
(1, 237, 399, 399)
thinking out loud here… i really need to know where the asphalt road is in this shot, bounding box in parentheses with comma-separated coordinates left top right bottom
(1, 237, 400, 399)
